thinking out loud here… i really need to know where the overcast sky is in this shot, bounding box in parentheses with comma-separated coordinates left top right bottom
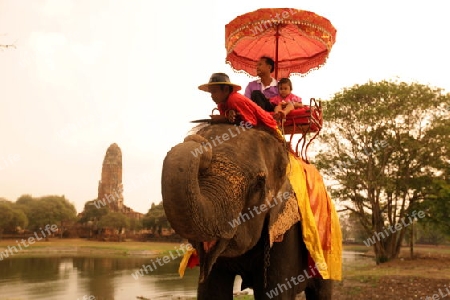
(1, 0, 449, 214)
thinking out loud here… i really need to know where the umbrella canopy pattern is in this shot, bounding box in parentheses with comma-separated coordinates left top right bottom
(225, 8, 337, 79)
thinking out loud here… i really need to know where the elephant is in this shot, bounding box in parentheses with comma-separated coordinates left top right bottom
(161, 122, 332, 299)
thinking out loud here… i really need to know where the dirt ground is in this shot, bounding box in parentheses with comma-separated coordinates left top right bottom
(234, 246, 450, 300)
(332, 275, 450, 300)
(329, 247, 450, 300)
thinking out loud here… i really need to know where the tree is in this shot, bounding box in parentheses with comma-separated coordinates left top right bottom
(16, 194, 33, 206)
(128, 216, 143, 233)
(0, 201, 28, 238)
(0, 202, 14, 240)
(77, 200, 110, 238)
(340, 212, 367, 243)
(414, 219, 449, 245)
(143, 202, 171, 236)
(17, 195, 77, 236)
(78, 200, 110, 223)
(315, 80, 450, 263)
(98, 212, 129, 242)
(6, 207, 28, 233)
(416, 169, 450, 238)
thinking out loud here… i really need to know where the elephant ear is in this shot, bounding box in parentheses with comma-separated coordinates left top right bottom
(266, 180, 301, 247)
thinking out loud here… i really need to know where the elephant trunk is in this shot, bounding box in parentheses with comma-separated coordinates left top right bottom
(161, 134, 241, 242)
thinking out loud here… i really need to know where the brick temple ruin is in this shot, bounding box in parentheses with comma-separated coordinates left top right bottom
(97, 143, 143, 219)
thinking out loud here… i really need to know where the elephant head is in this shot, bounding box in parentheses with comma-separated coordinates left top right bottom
(161, 123, 292, 281)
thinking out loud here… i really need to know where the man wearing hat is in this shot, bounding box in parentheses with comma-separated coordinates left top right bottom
(198, 73, 278, 132)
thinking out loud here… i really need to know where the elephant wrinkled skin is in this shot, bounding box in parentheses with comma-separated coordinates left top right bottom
(161, 123, 331, 299)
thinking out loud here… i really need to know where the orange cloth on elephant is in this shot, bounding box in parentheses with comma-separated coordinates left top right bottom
(302, 160, 342, 280)
(217, 91, 278, 130)
(287, 153, 342, 281)
(303, 162, 331, 251)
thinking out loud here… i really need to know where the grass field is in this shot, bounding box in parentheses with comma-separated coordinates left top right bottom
(345, 244, 450, 279)
(0, 238, 185, 257)
(1, 237, 449, 260)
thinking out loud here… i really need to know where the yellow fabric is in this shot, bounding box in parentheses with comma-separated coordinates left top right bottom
(302, 160, 342, 280)
(275, 128, 287, 144)
(302, 162, 332, 250)
(178, 248, 197, 278)
(324, 196, 343, 280)
(287, 153, 329, 279)
(287, 153, 342, 280)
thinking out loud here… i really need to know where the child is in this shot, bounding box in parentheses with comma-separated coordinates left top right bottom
(270, 78, 303, 120)
(198, 73, 279, 132)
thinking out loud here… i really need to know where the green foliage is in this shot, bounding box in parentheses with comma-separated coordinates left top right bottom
(411, 220, 448, 245)
(142, 201, 171, 233)
(98, 212, 130, 230)
(16, 195, 77, 231)
(16, 194, 34, 206)
(8, 207, 28, 231)
(128, 216, 143, 231)
(0, 200, 28, 233)
(315, 80, 450, 261)
(415, 117, 450, 237)
(340, 212, 368, 243)
(0, 202, 14, 233)
(417, 177, 450, 237)
(78, 199, 110, 223)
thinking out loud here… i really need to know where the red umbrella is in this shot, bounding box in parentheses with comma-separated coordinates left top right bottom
(225, 8, 337, 79)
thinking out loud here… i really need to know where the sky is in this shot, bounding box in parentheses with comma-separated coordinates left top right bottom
(1, 0, 449, 214)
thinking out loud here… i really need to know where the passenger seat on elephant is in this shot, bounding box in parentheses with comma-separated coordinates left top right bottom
(271, 98, 323, 163)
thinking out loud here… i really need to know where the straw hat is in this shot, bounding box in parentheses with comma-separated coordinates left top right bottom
(198, 73, 241, 92)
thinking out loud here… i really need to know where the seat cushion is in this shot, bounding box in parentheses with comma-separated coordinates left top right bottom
(271, 106, 322, 132)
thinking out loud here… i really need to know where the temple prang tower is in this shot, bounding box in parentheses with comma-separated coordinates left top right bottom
(91, 143, 144, 220)
(97, 143, 124, 212)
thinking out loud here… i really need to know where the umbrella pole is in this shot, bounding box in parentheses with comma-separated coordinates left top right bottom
(275, 24, 280, 80)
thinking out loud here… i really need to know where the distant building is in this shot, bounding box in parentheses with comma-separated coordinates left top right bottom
(97, 143, 143, 220)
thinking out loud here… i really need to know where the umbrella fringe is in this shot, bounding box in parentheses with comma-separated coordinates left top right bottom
(226, 61, 329, 80)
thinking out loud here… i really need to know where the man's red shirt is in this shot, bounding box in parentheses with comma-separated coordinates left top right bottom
(218, 92, 278, 130)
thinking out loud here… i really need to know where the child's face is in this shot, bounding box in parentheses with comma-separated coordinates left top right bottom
(278, 83, 291, 98)
(208, 85, 230, 104)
